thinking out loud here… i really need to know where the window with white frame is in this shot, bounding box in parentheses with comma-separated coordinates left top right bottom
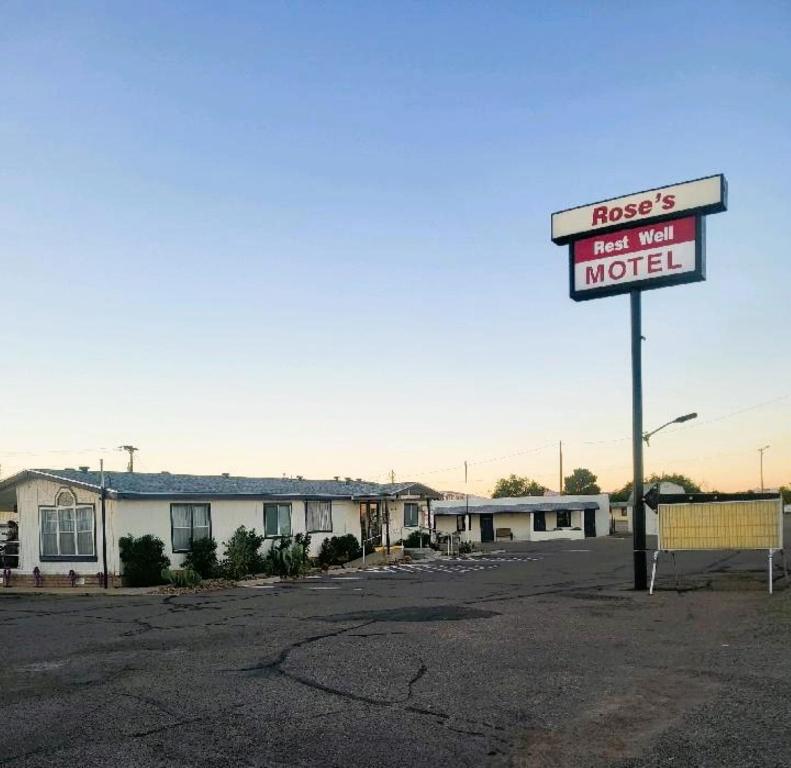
(404, 502, 419, 528)
(305, 501, 332, 532)
(170, 504, 211, 552)
(264, 503, 292, 537)
(556, 510, 572, 528)
(39, 488, 96, 559)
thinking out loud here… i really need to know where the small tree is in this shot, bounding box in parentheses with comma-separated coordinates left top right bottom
(221, 526, 266, 579)
(564, 468, 600, 495)
(610, 472, 702, 501)
(492, 474, 546, 498)
(647, 473, 701, 493)
(119, 534, 170, 587)
(182, 537, 219, 579)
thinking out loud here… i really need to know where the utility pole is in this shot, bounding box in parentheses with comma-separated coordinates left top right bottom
(758, 445, 770, 492)
(119, 445, 138, 473)
(558, 441, 563, 495)
(100, 459, 108, 589)
(464, 460, 469, 532)
(389, 469, 395, 484)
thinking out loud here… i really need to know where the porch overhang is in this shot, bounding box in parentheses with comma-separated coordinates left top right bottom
(434, 501, 600, 516)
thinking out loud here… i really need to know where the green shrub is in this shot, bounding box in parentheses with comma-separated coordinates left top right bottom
(403, 530, 430, 549)
(119, 534, 170, 587)
(182, 537, 219, 578)
(317, 534, 362, 567)
(264, 533, 312, 578)
(459, 541, 474, 555)
(220, 526, 266, 579)
(162, 567, 202, 588)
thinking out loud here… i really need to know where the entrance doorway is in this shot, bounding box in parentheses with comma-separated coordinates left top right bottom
(360, 501, 382, 547)
(480, 514, 494, 542)
(584, 508, 596, 538)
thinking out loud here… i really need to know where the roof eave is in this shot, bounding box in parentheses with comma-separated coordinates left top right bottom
(0, 469, 103, 495)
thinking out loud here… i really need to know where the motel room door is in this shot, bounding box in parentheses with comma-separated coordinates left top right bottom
(584, 509, 596, 538)
(480, 514, 494, 542)
(360, 501, 382, 547)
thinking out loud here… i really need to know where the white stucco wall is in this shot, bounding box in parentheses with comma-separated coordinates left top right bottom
(116, 497, 363, 566)
(386, 498, 431, 543)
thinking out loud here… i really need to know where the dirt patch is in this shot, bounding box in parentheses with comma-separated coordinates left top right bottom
(157, 579, 238, 595)
(510, 670, 716, 767)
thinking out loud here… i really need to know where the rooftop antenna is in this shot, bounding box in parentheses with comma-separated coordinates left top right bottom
(119, 445, 138, 472)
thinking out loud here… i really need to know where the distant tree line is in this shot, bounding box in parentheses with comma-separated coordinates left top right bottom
(491, 470, 789, 503)
(491, 468, 601, 498)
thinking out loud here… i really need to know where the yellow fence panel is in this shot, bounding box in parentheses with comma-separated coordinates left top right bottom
(658, 500, 781, 551)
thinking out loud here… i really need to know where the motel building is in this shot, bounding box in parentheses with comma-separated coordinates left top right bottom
(0, 469, 439, 587)
(433, 494, 611, 544)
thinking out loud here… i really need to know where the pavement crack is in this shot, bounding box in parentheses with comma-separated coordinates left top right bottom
(406, 660, 428, 699)
(118, 691, 182, 719)
(233, 620, 377, 674)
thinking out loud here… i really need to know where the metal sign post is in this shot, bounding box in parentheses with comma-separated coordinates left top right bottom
(630, 291, 646, 590)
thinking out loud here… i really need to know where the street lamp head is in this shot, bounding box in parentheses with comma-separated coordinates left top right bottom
(758, 444, 770, 451)
(674, 412, 697, 424)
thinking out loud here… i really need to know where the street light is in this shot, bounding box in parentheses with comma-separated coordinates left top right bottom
(643, 412, 698, 446)
(758, 445, 770, 492)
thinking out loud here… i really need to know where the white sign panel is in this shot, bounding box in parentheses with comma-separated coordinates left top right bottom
(570, 216, 703, 301)
(552, 174, 726, 244)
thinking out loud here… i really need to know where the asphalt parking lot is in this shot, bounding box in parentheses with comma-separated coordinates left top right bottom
(1, 530, 789, 768)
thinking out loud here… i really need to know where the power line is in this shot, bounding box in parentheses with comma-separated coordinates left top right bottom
(583, 391, 791, 446)
(399, 442, 556, 480)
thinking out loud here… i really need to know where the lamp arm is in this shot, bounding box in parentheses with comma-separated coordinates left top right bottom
(643, 419, 675, 445)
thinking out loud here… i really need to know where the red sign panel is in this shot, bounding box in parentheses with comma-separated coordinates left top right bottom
(569, 216, 704, 301)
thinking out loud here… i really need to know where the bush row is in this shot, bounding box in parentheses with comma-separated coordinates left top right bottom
(120, 528, 364, 586)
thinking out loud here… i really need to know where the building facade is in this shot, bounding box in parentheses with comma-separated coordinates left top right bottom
(433, 494, 611, 543)
(0, 469, 439, 586)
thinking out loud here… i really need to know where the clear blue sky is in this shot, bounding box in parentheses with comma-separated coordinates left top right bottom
(2, 1, 789, 493)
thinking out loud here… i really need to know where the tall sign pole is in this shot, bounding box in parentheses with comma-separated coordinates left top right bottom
(630, 291, 646, 589)
(551, 174, 727, 590)
(558, 441, 563, 495)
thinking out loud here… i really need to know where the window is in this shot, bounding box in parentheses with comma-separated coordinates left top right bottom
(306, 501, 332, 532)
(404, 502, 419, 528)
(533, 512, 546, 532)
(556, 510, 571, 528)
(456, 515, 467, 532)
(39, 489, 95, 559)
(265, 503, 292, 537)
(170, 504, 211, 552)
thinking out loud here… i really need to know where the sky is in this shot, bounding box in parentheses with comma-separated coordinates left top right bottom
(1, 1, 790, 495)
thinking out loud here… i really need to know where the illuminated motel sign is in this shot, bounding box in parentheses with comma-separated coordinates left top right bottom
(552, 174, 726, 301)
(551, 174, 727, 590)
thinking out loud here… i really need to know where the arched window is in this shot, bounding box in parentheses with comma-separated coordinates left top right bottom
(39, 487, 96, 559)
(56, 489, 76, 508)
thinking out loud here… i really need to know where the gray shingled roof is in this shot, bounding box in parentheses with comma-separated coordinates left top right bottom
(0, 469, 440, 500)
(434, 501, 599, 515)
